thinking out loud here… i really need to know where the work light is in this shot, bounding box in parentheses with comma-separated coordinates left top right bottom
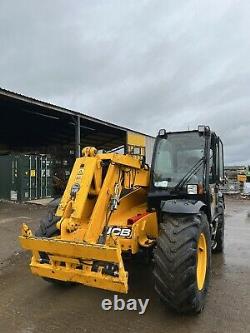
(158, 129, 166, 136)
(187, 184, 198, 194)
(198, 125, 205, 133)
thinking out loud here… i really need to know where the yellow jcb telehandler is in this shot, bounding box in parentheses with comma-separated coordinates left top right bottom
(19, 126, 225, 314)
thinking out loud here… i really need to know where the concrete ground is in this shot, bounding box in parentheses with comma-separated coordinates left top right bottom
(0, 198, 249, 333)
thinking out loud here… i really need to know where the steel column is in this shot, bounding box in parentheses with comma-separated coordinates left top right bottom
(75, 116, 81, 158)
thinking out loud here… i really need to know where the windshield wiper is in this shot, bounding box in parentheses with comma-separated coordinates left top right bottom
(173, 156, 205, 192)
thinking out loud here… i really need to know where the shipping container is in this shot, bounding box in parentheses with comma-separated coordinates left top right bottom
(0, 154, 52, 201)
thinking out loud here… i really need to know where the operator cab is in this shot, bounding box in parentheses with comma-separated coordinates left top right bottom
(148, 126, 224, 223)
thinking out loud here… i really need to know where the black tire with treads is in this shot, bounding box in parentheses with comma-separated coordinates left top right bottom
(35, 209, 60, 238)
(35, 197, 61, 238)
(212, 205, 224, 254)
(35, 198, 74, 286)
(153, 212, 211, 314)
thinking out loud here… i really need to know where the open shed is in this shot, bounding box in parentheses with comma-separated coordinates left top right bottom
(0, 88, 134, 157)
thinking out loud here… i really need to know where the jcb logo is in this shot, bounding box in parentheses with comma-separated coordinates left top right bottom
(107, 227, 132, 238)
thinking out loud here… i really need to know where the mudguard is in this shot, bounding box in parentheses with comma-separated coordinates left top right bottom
(161, 199, 206, 214)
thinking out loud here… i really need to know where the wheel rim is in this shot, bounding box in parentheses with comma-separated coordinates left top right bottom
(196, 233, 207, 290)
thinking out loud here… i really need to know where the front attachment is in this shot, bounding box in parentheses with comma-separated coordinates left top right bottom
(19, 225, 128, 293)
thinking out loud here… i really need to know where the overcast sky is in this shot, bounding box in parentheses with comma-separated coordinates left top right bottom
(0, 0, 250, 165)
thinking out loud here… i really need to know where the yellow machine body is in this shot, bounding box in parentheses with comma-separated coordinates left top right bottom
(237, 174, 247, 183)
(19, 148, 158, 293)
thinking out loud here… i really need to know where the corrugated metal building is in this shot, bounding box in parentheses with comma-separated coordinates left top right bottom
(0, 87, 154, 162)
(0, 88, 155, 200)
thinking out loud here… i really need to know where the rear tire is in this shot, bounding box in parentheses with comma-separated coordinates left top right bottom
(153, 212, 211, 314)
(212, 206, 224, 254)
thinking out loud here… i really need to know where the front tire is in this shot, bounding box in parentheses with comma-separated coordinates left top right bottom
(35, 198, 61, 238)
(35, 200, 74, 287)
(153, 212, 211, 314)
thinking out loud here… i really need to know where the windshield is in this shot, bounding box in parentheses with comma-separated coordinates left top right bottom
(153, 132, 205, 188)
